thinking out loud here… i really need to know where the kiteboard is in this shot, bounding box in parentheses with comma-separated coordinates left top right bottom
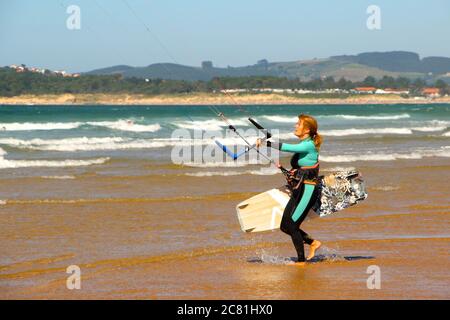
(236, 170, 368, 233)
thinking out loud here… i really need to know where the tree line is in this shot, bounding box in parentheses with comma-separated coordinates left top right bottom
(0, 67, 448, 97)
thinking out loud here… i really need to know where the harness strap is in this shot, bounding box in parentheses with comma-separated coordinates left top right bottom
(300, 161, 320, 169)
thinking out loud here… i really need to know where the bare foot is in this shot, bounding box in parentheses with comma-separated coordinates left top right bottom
(287, 261, 306, 266)
(307, 240, 322, 261)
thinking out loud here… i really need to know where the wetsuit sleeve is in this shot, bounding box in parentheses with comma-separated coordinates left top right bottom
(279, 142, 309, 153)
(266, 141, 282, 150)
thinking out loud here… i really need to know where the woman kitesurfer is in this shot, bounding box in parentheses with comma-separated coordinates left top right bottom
(256, 114, 322, 266)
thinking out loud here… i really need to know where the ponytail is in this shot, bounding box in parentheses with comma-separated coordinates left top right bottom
(312, 132, 323, 150)
(298, 114, 323, 150)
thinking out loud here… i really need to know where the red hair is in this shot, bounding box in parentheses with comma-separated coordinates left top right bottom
(299, 114, 322, 150)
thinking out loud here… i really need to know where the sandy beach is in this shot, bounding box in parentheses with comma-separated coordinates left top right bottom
(1, 93, 449, 105)
(0, 159, 449, 299)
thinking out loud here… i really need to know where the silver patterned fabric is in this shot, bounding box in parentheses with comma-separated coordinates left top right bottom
(312, 170, 368, 217)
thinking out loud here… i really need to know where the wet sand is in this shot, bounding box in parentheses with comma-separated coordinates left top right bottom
(0, 159, 449, 299)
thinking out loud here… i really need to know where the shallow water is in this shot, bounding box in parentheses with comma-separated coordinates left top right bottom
(0, 104, 449, 299)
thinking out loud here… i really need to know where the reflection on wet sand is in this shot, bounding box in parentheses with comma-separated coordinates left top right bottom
(0, 159, 449, 299)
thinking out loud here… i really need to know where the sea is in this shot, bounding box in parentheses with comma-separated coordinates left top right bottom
(0, 104, 449, 177)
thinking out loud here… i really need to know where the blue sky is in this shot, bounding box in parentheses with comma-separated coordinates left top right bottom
(1, 0, 449, 72)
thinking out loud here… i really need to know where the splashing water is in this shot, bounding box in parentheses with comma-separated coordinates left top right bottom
(311, 246, 347, 263)
(249, 246, 348, 264)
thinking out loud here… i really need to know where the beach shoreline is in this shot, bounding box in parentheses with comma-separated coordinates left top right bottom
(1, 93, 450, 105)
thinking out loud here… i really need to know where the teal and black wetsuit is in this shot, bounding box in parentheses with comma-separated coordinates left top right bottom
(268, 137, 319, 262)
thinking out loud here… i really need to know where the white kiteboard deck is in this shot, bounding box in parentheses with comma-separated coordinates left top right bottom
(236, 170, 368, 233)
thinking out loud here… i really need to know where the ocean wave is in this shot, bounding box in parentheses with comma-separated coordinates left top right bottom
(0, 157, 109, 169)
(174, 118, 249, 130)
(321, 128, 413, 136)
(412, 126, 447, 132)
(0, 137, 142, 151)
(262, 113, 411, 123)
(262, 115, 297, 123)
(442, 132, 450, 137)
(333, 113, 410, 120)
(0, 120, 161, 132)
(0, 122, 82, 131)
(0, 135, 260, 151)
(426, 120, 450, 127)
(272, 132, 296, 140)
(0, 143, 108, 169)
(320, 148, 450, 163)
(86, 120, 161, 132)
(277, 126, 446, 138)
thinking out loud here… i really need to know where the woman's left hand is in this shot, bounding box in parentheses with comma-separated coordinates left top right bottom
(255, 138, 262, 148)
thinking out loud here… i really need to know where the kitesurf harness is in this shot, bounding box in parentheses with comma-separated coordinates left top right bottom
(284, 161, 320, 191)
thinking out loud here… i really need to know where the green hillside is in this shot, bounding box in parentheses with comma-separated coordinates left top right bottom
(85, 51, 450, 83)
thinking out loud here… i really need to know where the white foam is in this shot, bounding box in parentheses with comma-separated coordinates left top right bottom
(0, 157, 109, 169)
(0, 147, 6, 156)
(0, 135, 259, 152)
(87, 120, 161, 132)
(443, 132, 450, 137)
(261, 113, 412, 123)
(320, 149, 450, 163)
(412, 126, 447, 132)
(321, 166, 356, 172)
(0, 137, 143, 151)
(174, 118, 249, 131)
(321, 128, 413, 136)
(273, 132, 297, 140)
(0, 120, 161, 132)
(0, 200, 6, 205)
(41, 175, 76, 179)
(333, 113, 410, 120)
(426, 120, 450, 127)
(262, 115, 298, 123)
(0, 122, 82, 131)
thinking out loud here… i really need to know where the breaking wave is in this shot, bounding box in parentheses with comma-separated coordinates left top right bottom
(321, 128, 413, 136)
(333, 113, 410, 120)
(262, 115, 297, 123)
(0, 135, 261, 152)
(0, 120, 161, 132)
(0, 157, 109, 169)
(0, 146, 109, 169)
(174, 118, 248, 130)
(86, 120, 161, 132)
(262, 113, 411, 123)
(0, 122, 82, 131)
(320, 148, 450, 163)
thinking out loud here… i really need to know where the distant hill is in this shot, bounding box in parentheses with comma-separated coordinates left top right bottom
(331, 51, 450, 74)
(85, 51, 450, 82)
